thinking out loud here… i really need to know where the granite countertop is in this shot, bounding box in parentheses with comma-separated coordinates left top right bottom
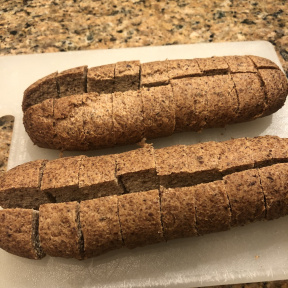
(1, 1, 288, 287)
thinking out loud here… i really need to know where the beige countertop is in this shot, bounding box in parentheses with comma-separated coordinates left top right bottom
(1, 1, 288, 286)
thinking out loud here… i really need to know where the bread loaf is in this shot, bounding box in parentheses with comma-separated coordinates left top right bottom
(22, 55, 288, 151)
(1, 135, 288, 209)
(2, 160, 288, 260)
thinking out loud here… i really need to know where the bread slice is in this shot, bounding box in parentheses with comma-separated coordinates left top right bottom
(41, 156, 84, 203)
(185, 141, 222, 185)
(81, 93, 115, 149)
(79, 154, 123, 198)
(160, 186, 197, 240)
(194, 180, 231, 235)
(171, 76, 208, 132)
(118, 189, 163, 249)
(196, 56, 229, 75)
(258, 163, 288, 220)
(57, 66, 87, 97)
(116, 145, 159, 193)
(231, 72, 266, 122)
(155, 145, 190, 188)
(258, 68, 288, 116)
(80, 196, 122, 258)
(223, 169, 265, 227)
(246, 135, 287, 167)
(0, 160, 51, 209)
(218, 137, 254, 175)
(224, 55, 257, 73)
(0, 208, 45, 259)
(248, 55, 280, 69)
(142, 85, 175, 139)
(167, 58, 202, 79)
(54, 94, 89, 150)
(22, 72, 58, 112)
(140, 60, 169, 87)
(87, 63, 115, 94)
(23, 98, 62, 149)
(115, 60, 140, 92)
(201, 74, 238, 128)
(39, 201, 83, 259)
(113, 90, 144, 146)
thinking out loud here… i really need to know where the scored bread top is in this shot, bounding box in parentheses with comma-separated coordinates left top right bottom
(22, 55, 288, 151)
(2, 135, 288, 210)
(3, 159, 288, 260)
(22, 55, 286, 112)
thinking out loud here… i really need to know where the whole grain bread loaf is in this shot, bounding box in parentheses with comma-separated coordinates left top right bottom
(2, 160, 288, 260)
(22, 55, 288, 151)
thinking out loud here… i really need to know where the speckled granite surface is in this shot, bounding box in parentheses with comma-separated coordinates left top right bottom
(1, 1, 288, 286)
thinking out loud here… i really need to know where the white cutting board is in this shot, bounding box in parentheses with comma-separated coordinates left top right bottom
(1, 41, 288, 288)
